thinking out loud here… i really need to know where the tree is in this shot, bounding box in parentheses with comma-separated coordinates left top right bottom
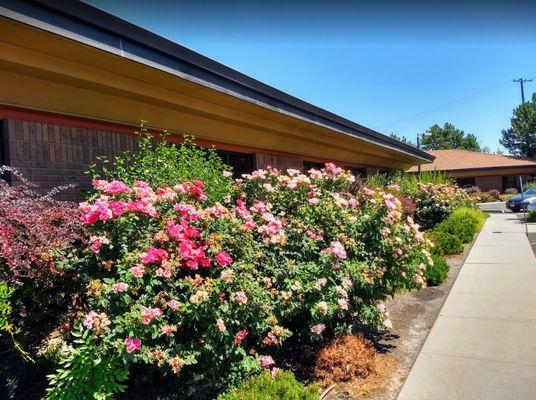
(500, 93, 536, 158)
(481, 146, 504, 155)
(421, 123, 481, 151)
(389, 132, 416, 147)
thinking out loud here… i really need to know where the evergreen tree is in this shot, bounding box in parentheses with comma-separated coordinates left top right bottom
(500, 93, 536, 157)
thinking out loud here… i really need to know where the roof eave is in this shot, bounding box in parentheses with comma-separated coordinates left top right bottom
(0, 0, 433, 163)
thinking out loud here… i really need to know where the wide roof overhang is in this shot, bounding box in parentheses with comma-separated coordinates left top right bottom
(0, 0, 434, 170)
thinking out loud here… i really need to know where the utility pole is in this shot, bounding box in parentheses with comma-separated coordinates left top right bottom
(513, 78, 533, 103)
(417, 133, 422, 173)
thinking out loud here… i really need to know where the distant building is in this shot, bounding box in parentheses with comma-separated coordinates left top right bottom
(407, 149, 536, 192)
(0, 0, 432, 200)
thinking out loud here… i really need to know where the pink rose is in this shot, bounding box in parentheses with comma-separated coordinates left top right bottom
(215, 251, 233, 267)
(235, 329, 249, 344)
(167, 300, 181, 309)
(141, 307, 163, 325)
(140, 247, 168, 264)
(112, 282, 129, 293)
(124, 337, 141, 353)
(261, 355, 275, 369)
(235, 291, 248, 306)
(89, 236, 110, 254)
(130, 264, 146, 278)
(311, 323, 326, 335)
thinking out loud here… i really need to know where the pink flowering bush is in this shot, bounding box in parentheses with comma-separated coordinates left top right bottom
(48, 164, 433, 398)
(235, 165, 432, 337)
(406, 182, 474, 230)
(366, 172, 474, 230)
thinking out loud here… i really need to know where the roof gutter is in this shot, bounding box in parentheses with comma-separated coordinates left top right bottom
(0, 0, 434, 163)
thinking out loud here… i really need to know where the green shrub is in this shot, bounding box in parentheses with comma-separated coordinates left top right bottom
(0, 283, 32, 362)
(527, 211, 536, 223)
(217, 371, 319, 400)
(366, 171, 453, 193)
(90, 123, 233, 204)
(424, 255, 450, 286)
(429, 230, 464, 256)
(435, 207, 486, 244)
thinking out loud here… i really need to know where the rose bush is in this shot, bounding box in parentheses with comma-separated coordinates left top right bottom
(366, 172, 475, 230)
(409, 182, 474, 230)
(47, 164, 433, 398)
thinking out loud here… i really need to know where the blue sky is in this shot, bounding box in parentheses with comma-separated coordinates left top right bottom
(87, 0, 536, 153)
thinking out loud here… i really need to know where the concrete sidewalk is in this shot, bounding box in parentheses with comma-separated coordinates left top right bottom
(398, 213, 536, 400)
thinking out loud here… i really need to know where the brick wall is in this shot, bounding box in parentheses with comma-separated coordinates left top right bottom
(475, 175, 502, 192)
(1, 119, 138, 201)
(255, 153, 303, 171)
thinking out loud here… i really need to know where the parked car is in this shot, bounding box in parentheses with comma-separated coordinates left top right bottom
(506, 187, 536, 212)
(527, 198, 536, 211)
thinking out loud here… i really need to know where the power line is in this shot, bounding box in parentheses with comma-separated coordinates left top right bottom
(372, 80, 511, 130)
(513, 78, 533, 103)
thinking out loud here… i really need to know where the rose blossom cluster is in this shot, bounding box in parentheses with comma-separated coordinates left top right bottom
(82, 311, 111, 332)
(74, 164, 433, 384)
(141, 307, 163, 325)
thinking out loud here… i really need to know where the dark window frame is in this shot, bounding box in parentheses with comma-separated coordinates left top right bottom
(303, 160, 324, 171)
(217, 150, 255, 178)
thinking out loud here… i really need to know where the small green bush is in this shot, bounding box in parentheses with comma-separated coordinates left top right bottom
(90, 123, 233, 204)
(429, 230, 464, 256)
(217, 371, 319, 400)
(434, 207, 486, 244)
(424, 255, 450, 286)
(527, 211, 536, 223)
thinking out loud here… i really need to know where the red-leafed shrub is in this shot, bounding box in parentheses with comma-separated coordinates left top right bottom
(0, 166, 85, 281)
(0, 166, 87, 383)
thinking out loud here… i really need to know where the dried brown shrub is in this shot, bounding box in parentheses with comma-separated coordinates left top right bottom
(313, 335, 378, 385)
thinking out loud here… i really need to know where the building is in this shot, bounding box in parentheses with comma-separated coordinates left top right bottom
(0, 0, 432, 200)
(407, 149, 536, 192)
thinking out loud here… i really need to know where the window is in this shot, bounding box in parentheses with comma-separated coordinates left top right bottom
(502, 175, 517, 192)
(217, 150, 255, 178)
(456, 177, 476, 188)
(345, 167, 366, 177)
(303, 161, 324, 171)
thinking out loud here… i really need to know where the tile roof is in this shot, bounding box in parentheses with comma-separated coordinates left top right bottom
(408, 149, 536, 173)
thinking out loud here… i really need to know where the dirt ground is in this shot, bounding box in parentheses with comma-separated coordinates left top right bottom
(324, 243, 473, 400)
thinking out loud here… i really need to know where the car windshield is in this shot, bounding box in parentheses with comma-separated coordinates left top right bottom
(523, 187, 536, 195)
